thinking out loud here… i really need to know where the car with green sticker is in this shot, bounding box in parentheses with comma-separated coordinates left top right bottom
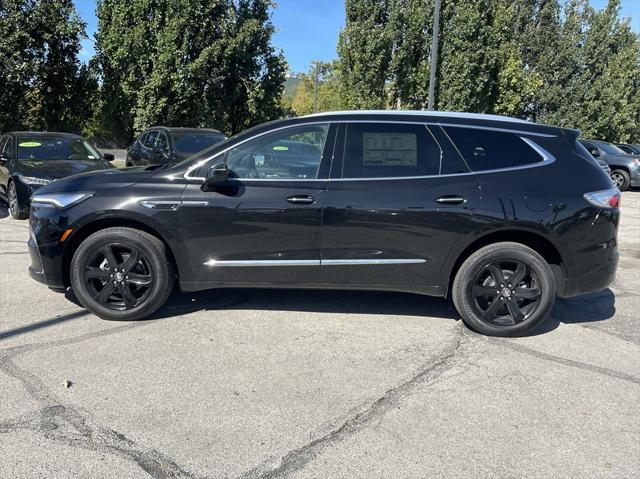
(0, 132, 115, 219)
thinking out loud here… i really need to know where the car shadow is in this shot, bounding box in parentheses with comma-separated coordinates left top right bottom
(529, 288, 616, 335)
(61, 285, 616, 336)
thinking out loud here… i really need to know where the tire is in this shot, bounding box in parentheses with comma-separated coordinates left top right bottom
(610, 169, 630, 191)
(70, 227, 175, 320)
(452, 242, 556, 337)
(8, 181, 28, 220)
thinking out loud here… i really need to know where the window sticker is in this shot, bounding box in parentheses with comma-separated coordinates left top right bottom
(19, 142, 42, 147)
(362, 133, 417, 166)
(272, 145, 289, 151)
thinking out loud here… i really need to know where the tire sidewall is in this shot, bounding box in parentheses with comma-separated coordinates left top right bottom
(611, 169, 630, 191)
(70, 229, 171, 320)
(453, 244, 555, 337)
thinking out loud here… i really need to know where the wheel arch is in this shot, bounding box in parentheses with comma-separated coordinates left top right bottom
(444, 229, 565, 296)
(61, 215, 191, 288)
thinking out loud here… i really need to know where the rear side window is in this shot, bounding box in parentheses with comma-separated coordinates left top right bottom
(444, 127, 543, 172)
(343, 123, 440, 178)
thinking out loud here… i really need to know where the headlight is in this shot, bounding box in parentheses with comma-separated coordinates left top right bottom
(19, 176, 51, 186)
(632, 158, 640, 167)
(31, 192, 93, 209)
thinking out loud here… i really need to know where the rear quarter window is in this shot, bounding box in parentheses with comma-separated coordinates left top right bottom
(444, 127, 543, 172)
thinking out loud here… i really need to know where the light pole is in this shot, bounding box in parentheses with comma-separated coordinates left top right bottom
(427, 0, 442, 110)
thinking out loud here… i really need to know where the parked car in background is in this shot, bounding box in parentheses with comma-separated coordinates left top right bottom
(579, 139, 640, 191)
(615, 143, 640, 155)
(28, 111, 619, 337)
(126, 127, 226, 167)
(0, 132, 114, 219)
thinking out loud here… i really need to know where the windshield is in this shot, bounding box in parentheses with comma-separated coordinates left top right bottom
(597, 142, 626, 155)
(17, 137, 102, 162)
(173, 132, 226, 155)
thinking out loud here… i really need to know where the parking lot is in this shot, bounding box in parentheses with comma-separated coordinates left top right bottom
(0, 192, 638, 478)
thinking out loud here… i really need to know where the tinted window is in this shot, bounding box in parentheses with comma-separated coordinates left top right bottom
(222, 124, 329, 179)
(2, 137, 13, 157)
(143, 131, 158, 148)
(598, 142, 626, 155)
(156, 132, 170, 153)
(343, 123, 440, 178)
(173, 132, 226, 155)
(137, 132, 147, 146)
(444, 127, 543, 171)
(16, 137, 101, 162)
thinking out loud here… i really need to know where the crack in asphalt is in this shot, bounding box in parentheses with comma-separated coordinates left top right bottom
(0, 323, 206, 479)
(237, 325, 468, 479)
(494, 340, 640, 385)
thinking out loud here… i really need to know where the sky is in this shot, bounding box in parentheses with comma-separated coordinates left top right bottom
(74, 0, 639, 73)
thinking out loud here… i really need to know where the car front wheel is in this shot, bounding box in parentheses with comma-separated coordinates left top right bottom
(70, 227, 175, 320)
(8, 181, 28, 220)
(452, 242, 556, 337)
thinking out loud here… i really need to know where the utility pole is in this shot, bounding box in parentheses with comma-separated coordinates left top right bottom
(427, 0, 442, 110)
(313, 62, 320, 113)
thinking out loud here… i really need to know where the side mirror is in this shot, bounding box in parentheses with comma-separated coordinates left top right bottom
(589, 148, 600, 157)
(201, 163, 229, 191)
(103, 153, 115, 162)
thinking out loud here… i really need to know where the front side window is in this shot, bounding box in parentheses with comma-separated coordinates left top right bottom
(16, 137, 101, 162)
(342, 123, 440, 178)
(221, 124, 329, 179)
(2, 137, 13, 157)
(143, 131, 158, 149)
(445, 127, 543, 171)
(156, 132, 170, 153)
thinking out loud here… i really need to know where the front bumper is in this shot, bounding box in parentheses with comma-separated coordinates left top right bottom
(28, 206, 69, 292)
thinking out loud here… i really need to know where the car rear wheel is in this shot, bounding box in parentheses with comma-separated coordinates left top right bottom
(8, 181, 28, 220)
(452, 242, 556, 337)
(610, 169, 630, 191)
(70, 227, 174, 320)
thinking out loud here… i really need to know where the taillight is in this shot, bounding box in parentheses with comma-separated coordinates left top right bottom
(583, 188, 621, 208)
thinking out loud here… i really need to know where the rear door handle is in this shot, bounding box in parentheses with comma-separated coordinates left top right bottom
(436, 195, 466, 205)
(286, 195, 315, 205)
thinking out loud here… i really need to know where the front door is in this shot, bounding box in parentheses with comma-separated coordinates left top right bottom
(180, 123, 335, 286)
(321, 122, 480, 294)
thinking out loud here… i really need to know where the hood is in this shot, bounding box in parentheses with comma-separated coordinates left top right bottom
(15, 159, 112, 180)
(35, 165, 162, 195)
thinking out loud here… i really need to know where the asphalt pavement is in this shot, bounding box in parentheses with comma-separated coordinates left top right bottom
(0, 191, 638, 478)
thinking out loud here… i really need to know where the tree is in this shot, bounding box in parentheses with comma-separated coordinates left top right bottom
(92, 0, 286, 142)
(290, 61, 347, 115)
(337, 0, 394, 108)
(0, 0, 90, 133)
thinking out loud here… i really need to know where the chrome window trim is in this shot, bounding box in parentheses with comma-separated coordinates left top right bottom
(181, 120, 556, 182)
(203, 258, 426, 267)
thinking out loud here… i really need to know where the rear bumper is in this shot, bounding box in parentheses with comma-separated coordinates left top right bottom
(558, 247, 618, 298)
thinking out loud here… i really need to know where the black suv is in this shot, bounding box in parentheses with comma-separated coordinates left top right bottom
(28, 111, 619, 337)
(126, 127, 226, 166)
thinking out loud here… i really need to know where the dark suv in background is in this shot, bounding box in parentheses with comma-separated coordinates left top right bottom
(28, 111, 619, 337)
(126, 127, 226, 166)
(579, 139, 640, 191)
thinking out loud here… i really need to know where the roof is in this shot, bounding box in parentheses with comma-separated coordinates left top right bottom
(302, 110, 531, 124)
(152, 127, 223, 134)
(4, 131, 83, 138)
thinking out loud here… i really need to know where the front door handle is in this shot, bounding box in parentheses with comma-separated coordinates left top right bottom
(286, 195, 315, 205)
(436, 195, 466, 205)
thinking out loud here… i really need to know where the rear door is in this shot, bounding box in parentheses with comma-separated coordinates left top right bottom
(321, 122, 480, 293)
(179, 122, 335, 286)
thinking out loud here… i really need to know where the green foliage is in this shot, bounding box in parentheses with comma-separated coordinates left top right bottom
(0, 0, 92, 133)
(289, 61, 347, 115)
(337, 0, 640, 142)
(92, 0, 286, 142)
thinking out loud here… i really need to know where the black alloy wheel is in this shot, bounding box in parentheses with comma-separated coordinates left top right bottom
(452, 242, 555, 337)
(83, 244, 154, 310)
(70, 227, 174, 320)
(471, 260, 541, 326)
